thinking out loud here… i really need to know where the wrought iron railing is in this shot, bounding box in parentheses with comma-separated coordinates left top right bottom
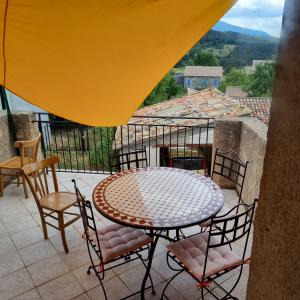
(34, 113, 215, 174)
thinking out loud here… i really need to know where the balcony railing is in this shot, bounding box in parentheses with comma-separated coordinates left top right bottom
(34, 113, 215, 174)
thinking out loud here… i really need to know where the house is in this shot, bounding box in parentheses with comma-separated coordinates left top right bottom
(183, 66, 223, 89)
(114, 88, 251, 171)
(235, 97, 271, 125)
(225, 86, 248, 97)
(251, 60, 273, 72)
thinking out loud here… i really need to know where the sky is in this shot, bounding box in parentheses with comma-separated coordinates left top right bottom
(222, 0, 285, 37)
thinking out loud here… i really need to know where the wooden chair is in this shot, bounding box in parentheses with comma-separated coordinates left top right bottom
(0, 133, 41, 198)
(109, 148, 148, 174)
(21, 156, 80, 253)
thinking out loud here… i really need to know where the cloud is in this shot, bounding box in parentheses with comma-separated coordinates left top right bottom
(222, 0, 285, 37)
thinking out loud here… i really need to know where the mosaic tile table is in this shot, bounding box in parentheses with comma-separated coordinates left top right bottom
(93, 167, 224, 300)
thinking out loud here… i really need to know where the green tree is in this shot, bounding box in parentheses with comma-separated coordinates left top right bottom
(246, 63, 275, 97)
(193, 52, 219, 66)
(142, 73, 186, 107)
(218, 68, 250, 93)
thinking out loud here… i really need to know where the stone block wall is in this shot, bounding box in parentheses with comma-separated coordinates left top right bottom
(0, 111, 15, 165)
(213, 116, 268, 205)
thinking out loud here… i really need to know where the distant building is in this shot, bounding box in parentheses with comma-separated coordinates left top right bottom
(183, 66, 223, 90)
(251, 60, 273, 72)
(225, 86, 248, 98)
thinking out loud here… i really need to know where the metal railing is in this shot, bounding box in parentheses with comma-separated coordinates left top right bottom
(34, 113, 215, 174)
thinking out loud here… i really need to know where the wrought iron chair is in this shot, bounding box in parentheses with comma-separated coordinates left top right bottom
(109, 148, 147, 174)
(21, 156, 81, 253)
(0, 132, 41, 198)
(198, 149, 249, 232)
(72, 179, 155, 300)
(162, 200, 257, 300)
(211, 148, 249, 207)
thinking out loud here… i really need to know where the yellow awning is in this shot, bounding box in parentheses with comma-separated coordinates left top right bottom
(0, 0, 236, 126)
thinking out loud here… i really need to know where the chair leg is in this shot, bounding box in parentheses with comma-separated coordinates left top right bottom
(21, 174, 28, 199)
(17, 175, 20, 186)
(39, 209, 48, 240)
(58, 212, 69, 253)
(0, 169, 3, 197)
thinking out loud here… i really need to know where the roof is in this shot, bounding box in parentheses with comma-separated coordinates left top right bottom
(225, 86, 248, 98)
(252, 60, 273, 72)
(235, 97, 271, 125)
(115, 88, 251, 147)
(184, 66, 223, 78)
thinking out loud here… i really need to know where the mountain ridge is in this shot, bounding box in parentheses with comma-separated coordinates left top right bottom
(213, 21, 272, 38)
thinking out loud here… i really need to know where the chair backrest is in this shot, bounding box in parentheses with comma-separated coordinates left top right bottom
(211, 148, 248, 201)
(15, 133, 41, 166)
(21, 155, 59, 207)
(72, 179, 104, 264)
(109, 148, 147, 173)
(202, 200, 257, 279)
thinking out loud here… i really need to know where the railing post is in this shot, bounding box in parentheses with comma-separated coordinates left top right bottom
(37, 113, 46, 158)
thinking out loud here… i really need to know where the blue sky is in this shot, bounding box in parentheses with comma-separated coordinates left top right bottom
(222, 0, 285, 37)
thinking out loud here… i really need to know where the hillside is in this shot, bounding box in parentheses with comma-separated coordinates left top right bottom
(177, 29, 279, 71)
(213, 21, 271, 38)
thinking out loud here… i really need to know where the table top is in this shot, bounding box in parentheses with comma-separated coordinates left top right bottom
(93, 167, 224, 230)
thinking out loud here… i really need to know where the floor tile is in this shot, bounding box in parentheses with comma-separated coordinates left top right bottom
(28, 254, 69, 286)
(0, 250, 24, 278)
(72, 263, 115, 291)
(119, 262, 164, 293)
(87, 276, 131, 300)
(38, 273, 84, 300)
(170, 272, 201, 300)
(50, 229, 83, 252)
(12, 288, 41, 300)
(0, 235, 16, 256)
(152, 252, 177, 280)
(11, 226, 44, 249)
(72, 293, 90, 300)
(3, 215, 37, 235)
(19, 240, 57, 266)
(59, 243, 90, 270)
(0, 268, 34, 300)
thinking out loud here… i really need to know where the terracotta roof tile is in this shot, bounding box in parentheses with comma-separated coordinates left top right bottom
(235, 97, 271, 125)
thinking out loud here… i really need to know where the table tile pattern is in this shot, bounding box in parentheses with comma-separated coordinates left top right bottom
(93, 167, 224, 229)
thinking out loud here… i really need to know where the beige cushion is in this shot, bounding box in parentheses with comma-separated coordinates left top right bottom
(91, 223, 152, 263)
(167, 232, 242, 281)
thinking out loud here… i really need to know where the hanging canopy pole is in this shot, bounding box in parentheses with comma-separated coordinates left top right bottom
(0, 86, 18, 151)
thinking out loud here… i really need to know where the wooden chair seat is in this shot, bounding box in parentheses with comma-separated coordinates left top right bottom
(40, 192, 77, 212)
(0, 156, 32, 169)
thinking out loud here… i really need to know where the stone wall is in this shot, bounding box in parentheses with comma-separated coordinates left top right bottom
(0, 111, 15, 165)
(213, 116, 268, 205)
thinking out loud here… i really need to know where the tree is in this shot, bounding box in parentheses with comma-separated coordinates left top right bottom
(193, 52, 219, 66)
(142, 73, 186, 107)
(246, 63, 275, 97)
(218, 68, 250, 93)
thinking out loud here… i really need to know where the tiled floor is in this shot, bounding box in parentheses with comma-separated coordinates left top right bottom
(0, 172, 252, 300)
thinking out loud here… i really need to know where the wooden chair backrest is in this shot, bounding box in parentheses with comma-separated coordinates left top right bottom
(15, 133, 41, 166)
(21, 156, 60, 206)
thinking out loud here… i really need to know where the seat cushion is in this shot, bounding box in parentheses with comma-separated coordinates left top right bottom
(167, 232, 242, 281)
(91, 223, 153, 263)
(40, 192, 77, 211)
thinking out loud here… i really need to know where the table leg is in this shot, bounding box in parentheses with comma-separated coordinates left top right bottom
(141, 232, 159, 300)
